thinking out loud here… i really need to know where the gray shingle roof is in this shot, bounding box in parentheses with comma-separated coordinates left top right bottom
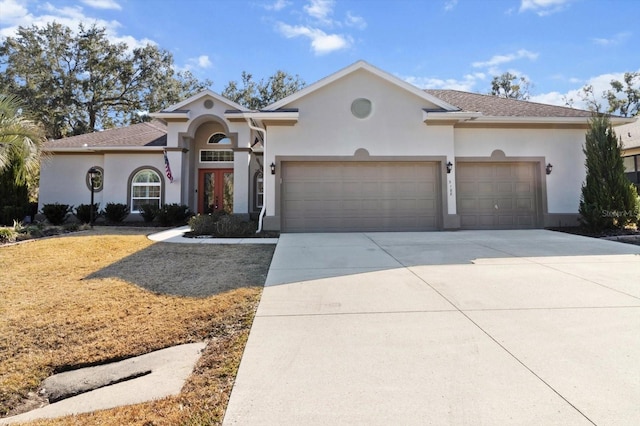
(45, 120, 167, 149)
(425, 89, 594, 118)
(618, 119, 640, 149)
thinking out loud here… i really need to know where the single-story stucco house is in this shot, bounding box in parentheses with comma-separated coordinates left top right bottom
(620, 119, 640, 188)
(39, 60, 636, 232)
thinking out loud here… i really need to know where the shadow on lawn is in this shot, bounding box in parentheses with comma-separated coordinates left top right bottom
(84, 242, 275, 297)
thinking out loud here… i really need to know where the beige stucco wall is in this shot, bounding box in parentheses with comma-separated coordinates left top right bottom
(39, 154, 104, 210)
(266, 69, 455, 217)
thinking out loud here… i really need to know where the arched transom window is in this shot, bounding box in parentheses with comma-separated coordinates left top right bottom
(131, 169, 161, 212)
(201, 132, 234, 162)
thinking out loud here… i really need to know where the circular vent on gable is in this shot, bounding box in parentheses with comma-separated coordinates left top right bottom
(204, 99, 214, 109)
(351, 98, 372, 119)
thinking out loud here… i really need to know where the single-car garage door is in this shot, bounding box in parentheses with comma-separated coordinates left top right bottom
(281, 161, 440, 232)
(457, 162, 541, 229)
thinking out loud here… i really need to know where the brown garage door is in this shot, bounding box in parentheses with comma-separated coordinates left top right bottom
(281, 161, 440, 232)
(457, 162, 541, 229)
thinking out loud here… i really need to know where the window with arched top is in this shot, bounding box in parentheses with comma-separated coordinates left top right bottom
(202, 132, 234, 162)
(130, 169, 161, 213)
(208, 133, 231, 144)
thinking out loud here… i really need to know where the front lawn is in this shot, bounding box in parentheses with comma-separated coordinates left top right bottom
(0, 228, 275, 425)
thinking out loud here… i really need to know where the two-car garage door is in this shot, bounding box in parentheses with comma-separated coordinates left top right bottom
(281, 161, 440, 232)
(280, 160, 542, 232)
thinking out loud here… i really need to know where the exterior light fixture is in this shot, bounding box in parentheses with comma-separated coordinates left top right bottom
(87, 167, 100, 226)
(546, 163, 553, 175)
(446, 161, 453, 174)
(270, 162, 276, 175)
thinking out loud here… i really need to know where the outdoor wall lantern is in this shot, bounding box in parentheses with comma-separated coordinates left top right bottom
(546, 163, 553, 175)
(446, 161, 453, 174)
(270, 162, 276, 175)
(87, 167, 99, 226)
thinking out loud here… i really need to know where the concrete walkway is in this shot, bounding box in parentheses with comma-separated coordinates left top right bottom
(1, 343, 206, 425)
(147, 226, 278, 244)
(223, 230, 640, 425)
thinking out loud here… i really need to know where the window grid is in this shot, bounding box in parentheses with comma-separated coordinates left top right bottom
(131, 169, 161, 213)
(200, 150, 234, 162)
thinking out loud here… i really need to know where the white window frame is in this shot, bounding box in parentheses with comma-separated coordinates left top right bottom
(255, 173, 264, 209)
(131, 169, 161, 213)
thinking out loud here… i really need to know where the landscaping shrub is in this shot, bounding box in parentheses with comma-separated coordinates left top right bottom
(157, 203, 191, 226)
(189, 212, 255, 237)
(102, 203, 129, 223)
(188, 212, 227, 235)
(214, 214, 257, 237)
(0, 227, 17, 243)
(139, 204, 159, 223)
(41, 203, 72, 225)
(74, 203, 100, 224)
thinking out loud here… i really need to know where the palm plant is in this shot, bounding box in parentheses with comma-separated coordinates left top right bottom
(0, 94, 46, 185)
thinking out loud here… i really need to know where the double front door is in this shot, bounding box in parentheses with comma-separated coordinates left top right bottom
(198, 169, 233, 214)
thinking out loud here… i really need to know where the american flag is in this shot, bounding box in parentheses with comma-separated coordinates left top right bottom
(163, 151, 174, 183)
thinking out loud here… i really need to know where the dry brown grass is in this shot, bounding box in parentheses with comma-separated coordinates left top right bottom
(0, 227, 275, 425)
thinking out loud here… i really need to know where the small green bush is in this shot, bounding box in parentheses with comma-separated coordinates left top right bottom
(102, 203, 129, 223)
(0, 227, 18, 243)
(213, 214, 256, 237)
(189, 212, 255, 237)
(139, 204, 159, 223)
(74, 203, 100, 224)
(42, 203, 72, 226)
(157, 204, 191, 226)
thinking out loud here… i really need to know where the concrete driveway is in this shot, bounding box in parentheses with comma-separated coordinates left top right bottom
(223, 230, 640, 426)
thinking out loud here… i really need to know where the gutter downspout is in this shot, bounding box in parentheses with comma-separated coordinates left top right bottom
(246, 118, 267, 233)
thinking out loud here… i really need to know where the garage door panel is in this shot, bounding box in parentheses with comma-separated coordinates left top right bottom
(282, 161, 440, 232)
(457, 162, 540, 229)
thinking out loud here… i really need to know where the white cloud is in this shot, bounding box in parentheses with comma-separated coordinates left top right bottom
(80, 0, 122, 11)
(0, 1, 152, 51)
(197, 55, 212, 68)
(472, 49, 539, 69)
(404, 72, 487, 92)
(304, 0, 334, 23)
(519, 0, 573, 16)
(0, 0, 29, 25)
(264, 0, 290, 11)
(277, 22, 350, 55)
(592, 31, 631, 46)
(444, 0, 458, 12)
(530, 71, 640, 111)
(345, 12, 366, 29)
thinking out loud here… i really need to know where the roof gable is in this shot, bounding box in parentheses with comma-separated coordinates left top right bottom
(266, 60, 458, 111)
(159, 89, 250, 113)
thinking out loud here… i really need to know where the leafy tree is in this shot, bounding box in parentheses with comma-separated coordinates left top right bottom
(579, 114, 640, 231)
(223, 70, 305, 110)
(489, 72, 531, 100)
(0, 23, 212, 139)
(605, 71, 639, 117)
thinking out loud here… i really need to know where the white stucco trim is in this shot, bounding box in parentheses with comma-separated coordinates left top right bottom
(423, 111, 483, 122)
(224, 111, 299, 122)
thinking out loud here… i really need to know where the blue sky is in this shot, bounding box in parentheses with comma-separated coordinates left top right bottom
(1, 0, 638, 110)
